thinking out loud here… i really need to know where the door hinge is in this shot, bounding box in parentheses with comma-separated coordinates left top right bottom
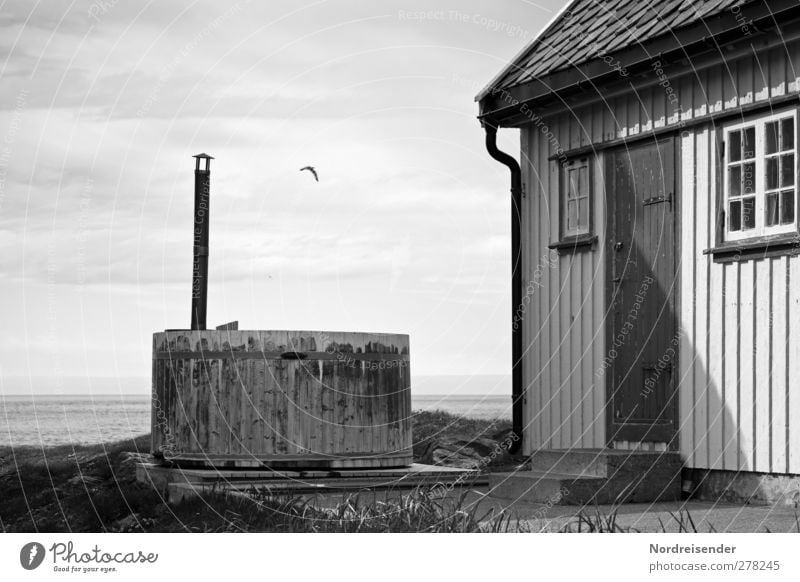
(643, 192, 673, 209)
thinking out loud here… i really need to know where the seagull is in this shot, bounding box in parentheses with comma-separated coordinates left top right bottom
(299, 166, 318, 182)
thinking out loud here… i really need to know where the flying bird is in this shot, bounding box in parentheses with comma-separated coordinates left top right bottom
(299, 166, 318, 182)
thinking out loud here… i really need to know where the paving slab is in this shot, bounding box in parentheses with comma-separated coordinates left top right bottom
(462, 489, 800, 532)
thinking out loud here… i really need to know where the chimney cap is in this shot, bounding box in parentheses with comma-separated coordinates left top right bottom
(192, 153, 215, 159)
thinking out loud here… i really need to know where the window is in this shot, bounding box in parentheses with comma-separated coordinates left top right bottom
(724, 110, 797, 240)
(562, 157, 591, 238)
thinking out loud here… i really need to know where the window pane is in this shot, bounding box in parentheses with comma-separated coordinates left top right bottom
(743, 127, 755, 159)
(782, 117, 794, 151)
(742, 197, 756, 229)
(567, 200, 578, 230)
(568, 169, 578, 199)
(766, 121, 779, 155)
(729, 130, 742, 162)
(766, 157, 779, 190)
(781, 154, 795, 187)
(729, 165, 741, 197)
(743, 162, 755, 194)
(766, 192, 779, 226)
(729, 200, 741, 231)
(781, 190, 795, 224)
(578, 166, 588, 197)
(578, 198, 589, 230)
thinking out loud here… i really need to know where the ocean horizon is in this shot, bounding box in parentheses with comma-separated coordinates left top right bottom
(0, 376, 511, 447)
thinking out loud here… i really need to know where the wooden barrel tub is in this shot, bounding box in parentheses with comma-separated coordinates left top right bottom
(151, 330, 412, 469)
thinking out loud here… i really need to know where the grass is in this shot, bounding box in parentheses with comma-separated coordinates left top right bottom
(0, 410, 515, 533)
(0, 435, 526, 532)
(0, 434, 160, 532)
(6, 411, 793, 533)
(410, 409, 512, 460)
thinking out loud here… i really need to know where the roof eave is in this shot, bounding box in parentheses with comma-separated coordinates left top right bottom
(478, 0, 800, 127)
(474, 0, 579, 103)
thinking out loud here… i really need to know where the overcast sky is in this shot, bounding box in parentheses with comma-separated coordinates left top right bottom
(0, 0, 563, 394)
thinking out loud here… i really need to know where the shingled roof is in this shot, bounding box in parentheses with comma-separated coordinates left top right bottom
(481, 0, 751, 97)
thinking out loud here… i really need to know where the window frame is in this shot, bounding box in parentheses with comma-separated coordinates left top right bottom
(723, 109, 798, 242)
(554, 156, 594, 249)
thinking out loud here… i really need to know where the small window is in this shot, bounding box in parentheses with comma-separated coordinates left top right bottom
(562, 157, 591, 238)
(724, 111, 797, 240)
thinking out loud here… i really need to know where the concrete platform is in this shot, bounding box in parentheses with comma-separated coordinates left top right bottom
(136, 459, 487, 504)
(489, 449, 682, 505)
(464, 490, 800, 532)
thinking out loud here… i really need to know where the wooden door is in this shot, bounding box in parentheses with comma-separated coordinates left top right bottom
(606, 137, 678, 445)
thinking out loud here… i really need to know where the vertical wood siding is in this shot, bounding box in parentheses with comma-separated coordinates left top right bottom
(519, 39, 800, 472)
(520, 116, 606, 453)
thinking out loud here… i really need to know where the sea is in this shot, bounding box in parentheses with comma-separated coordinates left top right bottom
(0, 375, 511, 447)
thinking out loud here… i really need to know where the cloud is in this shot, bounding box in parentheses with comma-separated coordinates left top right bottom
(0, 0, 564, 380)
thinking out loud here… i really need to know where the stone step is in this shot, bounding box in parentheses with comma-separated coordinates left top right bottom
(528, 449, 610, 477)
(488, 470, 604, 505)
(489, 450, 683, 505)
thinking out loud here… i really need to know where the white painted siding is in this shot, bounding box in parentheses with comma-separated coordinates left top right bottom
(520, 119, 606, 453)
(518, 38, 800, 473)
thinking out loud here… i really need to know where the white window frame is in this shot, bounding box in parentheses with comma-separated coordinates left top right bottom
(561, 157, 591, 239)
(723, 109, 798, 241)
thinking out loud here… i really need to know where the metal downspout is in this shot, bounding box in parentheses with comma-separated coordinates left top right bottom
(483, 123, 523, 455)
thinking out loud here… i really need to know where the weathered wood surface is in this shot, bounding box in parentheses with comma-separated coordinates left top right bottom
(151, 330, 412, 468)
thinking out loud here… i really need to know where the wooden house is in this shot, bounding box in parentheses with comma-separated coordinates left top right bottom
(479, 0, 800, 503)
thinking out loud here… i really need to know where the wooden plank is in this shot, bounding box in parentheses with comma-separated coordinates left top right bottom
(789, 38, 800, 94)
(547, 130, 560, 448)
(537, 127, 552, 449)
(754, 52, 769, 102)
(274, 361, 290, 454)
(337, 361, 351, 454)
(640, 86, 653, 133)
(771, 257, 788, 474)
(788, 258, 800, 473)
(693, 69, 708, 118)
(615, 95, 627, 139)
(592, 153, 605, 447)
(707, 261, 725, 470)
(678, 131, 696, 466)
(520, 128, 535, 452)
(738, 56, 755, 106)
(769, 47, 786, 98)
(706, 133, 725, 470)
(652, 83, 667, 129)
(754, 258, 772, 473)
(679, 75, 693, 123)
(559, 254, 572, 448)
(570, 108, 583, 150)
(723, 263, 740, 470)
(628, 92, 641, 136)
(532, 128, 545, 449)
(603, 97, 615, 142)
(208, 360, 221, 454)
(557, 114, 571, 449)
(739, 260, 756, 471)
(592, 102, 604, 144)
(571, 254, 582, 447)
(356, 364, 367, 454)
(581, 251, 593, 448)
(227, 359, 240, 455)
(248, 359, 263, 456)
(319, 361, 332, 455)
(707, 63, 723, 114)
(693, 130, 710, 468)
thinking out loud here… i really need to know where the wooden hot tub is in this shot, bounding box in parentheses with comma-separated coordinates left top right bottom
(151, 330, 412, 469)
